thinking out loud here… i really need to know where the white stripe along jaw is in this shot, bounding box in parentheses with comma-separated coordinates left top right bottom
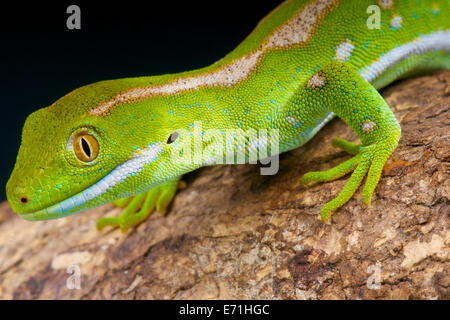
(20, 143, 164, 220)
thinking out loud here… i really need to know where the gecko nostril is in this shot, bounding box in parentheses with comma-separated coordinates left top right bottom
(20, 196, 29, 204)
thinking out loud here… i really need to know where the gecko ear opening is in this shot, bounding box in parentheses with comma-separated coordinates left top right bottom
(167, 131, 179, 144)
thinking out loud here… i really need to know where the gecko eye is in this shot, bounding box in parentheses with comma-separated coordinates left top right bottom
(167, 131, 179, 144)
(73, 133, 99, 162)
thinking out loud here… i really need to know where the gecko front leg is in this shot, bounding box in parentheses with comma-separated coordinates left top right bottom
(300, 61, 401, 222)
(96, 176, 184, 233)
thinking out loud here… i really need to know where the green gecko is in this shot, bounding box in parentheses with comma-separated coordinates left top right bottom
(6, 0, 450, 233)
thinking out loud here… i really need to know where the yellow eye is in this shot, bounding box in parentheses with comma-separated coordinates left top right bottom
(73, 133, 99, 162)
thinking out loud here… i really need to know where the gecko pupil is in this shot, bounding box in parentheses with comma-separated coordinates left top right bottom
(72, 132, 99, 162)
(81, 137, 91, 158)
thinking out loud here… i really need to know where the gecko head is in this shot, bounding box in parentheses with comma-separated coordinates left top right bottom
(6, 80, 184, 221)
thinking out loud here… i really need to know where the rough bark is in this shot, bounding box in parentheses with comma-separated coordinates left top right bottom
(0, 71, 449, 300)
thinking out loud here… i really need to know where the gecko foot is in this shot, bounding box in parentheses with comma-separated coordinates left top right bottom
(302, 136, 397, 223)
(96, 177, 182, 233)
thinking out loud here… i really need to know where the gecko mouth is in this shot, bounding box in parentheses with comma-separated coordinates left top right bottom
(19, 166, 127, 221)
(19, 143, 164, 221)
(17, 165, 118, 221)
(18, 176, 113, 221)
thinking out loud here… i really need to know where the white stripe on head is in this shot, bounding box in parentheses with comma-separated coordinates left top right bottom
(90, 0, 338, 116)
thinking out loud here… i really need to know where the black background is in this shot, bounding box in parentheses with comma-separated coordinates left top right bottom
(0, 0, 283, 200)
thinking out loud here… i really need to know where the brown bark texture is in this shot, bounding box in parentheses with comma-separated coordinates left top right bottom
(0, 71, 449, 300)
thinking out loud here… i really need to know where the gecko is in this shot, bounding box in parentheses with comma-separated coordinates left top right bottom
(6, 0, 450, 233)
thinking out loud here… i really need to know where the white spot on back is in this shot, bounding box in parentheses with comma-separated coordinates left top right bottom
(378, 0, 393, 10)
(334, 39, 355, 62)
(307, 72, 326, 89)
(361, 120, 376, 133)
(390, 14, 402, 29)
(285, 116, 298, 125)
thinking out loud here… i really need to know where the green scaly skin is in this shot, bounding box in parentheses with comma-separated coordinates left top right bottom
(6, 0, 450, 232)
